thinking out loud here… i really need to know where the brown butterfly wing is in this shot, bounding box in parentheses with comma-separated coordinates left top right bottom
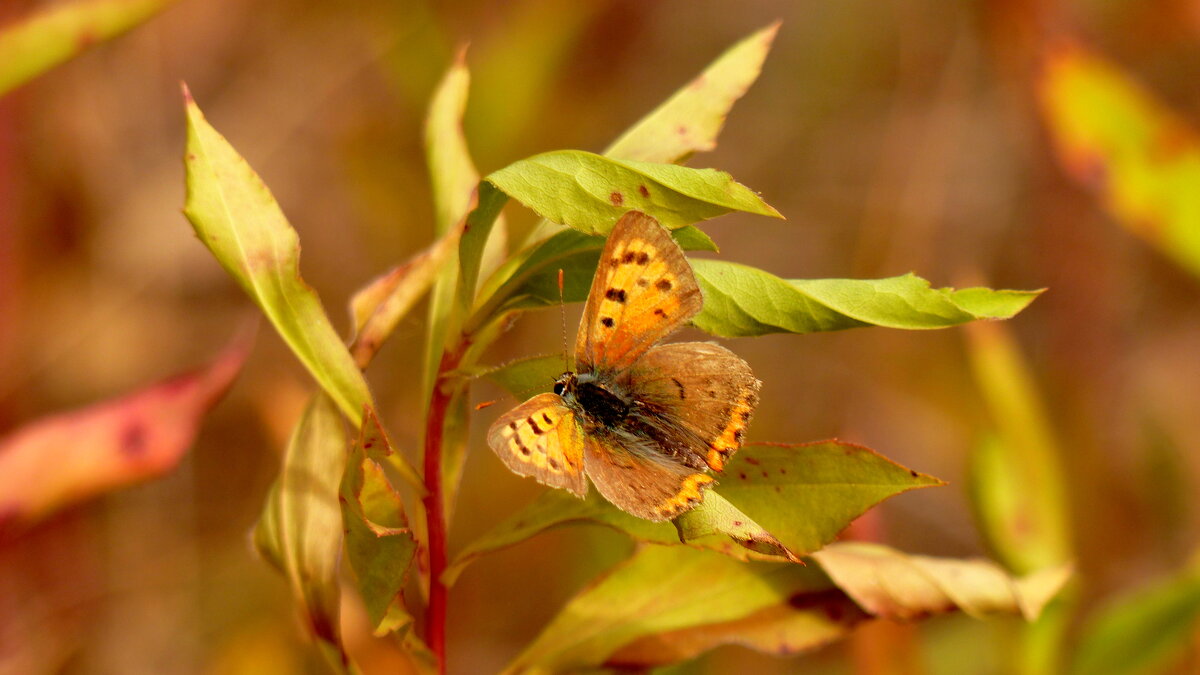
(582, 434, 714, 522)
(628, 341, 761, 471)
(575, 211, 702, 376)
(486, 393, 587, 497)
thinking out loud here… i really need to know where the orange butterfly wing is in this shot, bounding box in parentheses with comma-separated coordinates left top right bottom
(486, 393, 587, 497)
(574, 211, 702, 376)
(629, 341, 761, 471)
(582, 434, 714, 522)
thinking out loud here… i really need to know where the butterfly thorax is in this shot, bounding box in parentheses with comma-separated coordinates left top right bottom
(554, 371, 631, 431)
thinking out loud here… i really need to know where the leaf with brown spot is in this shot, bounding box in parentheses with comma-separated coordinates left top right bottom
(486, 150, 781, 237)
(348, 217, 465, 370)
(605, 22, 780, 163)
(717, 441, 944, 558)
(506, 543, 1069, 673)
(0, 0, 175, 97)
(182, 88, 372, 424)
(0, 333, 248, 532)
(340, 408, 420, 638)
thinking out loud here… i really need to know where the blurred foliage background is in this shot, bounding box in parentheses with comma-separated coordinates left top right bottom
(3, 0, 1200, 673)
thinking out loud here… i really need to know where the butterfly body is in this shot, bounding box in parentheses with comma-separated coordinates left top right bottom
(488, 212, 761, 521)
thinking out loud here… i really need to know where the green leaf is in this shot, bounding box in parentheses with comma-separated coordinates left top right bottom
(182, 88, 372, 425)
(0, 334, 247, 528)
(486, 150, 780, 236)
(446, 440, 936, 584)
(812, 542, 1071, 623)
(1072, 565, 1200, 675)
(506, 546, 836, 673)
(1038, 41, 1200, 278)
(965, 321, 1071, 575)
(0, 0, 172, 97)
(716, 441, 943, 557)
(444, 490, 679, 586)
(457, 181, 509, 308)
(507, 543, 1069, 673)
(444, 488, 797, 587)
(674, 491, 800, 563)
(419, 58, 494, 524)
(692, 261, 1041, 337)
(480, 353, 565, 402)
(525, 23, 780, 244)
(253, 393, 349, 668)
(604, 22, 780, 163)
(340, 409, 419, 636)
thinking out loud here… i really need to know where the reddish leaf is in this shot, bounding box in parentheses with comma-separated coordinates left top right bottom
(0, 335, 249, 531)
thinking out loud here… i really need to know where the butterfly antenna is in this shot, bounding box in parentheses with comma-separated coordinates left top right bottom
(558, 268, 569, 371)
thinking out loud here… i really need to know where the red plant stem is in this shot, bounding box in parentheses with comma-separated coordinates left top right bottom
(421, 345, 464, 673)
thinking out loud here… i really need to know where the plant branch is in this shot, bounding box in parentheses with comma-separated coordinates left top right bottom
(421, 342, 467, 673)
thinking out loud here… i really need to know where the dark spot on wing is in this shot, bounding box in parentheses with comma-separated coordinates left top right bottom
(542, 412, 553, 425)
(621, 251, 637, 264)
(605, 288, 627, 303)
(653, 308, 668, 318)
(527, 417, 544, 434)
(518, 440, 531, 456)
(610, 191, 624, 206)
(656, 279, 672, 291)
(635, 251, 650, 265)
(600, 317, 614, 328)
(609, 257, 620, 268)
(638, 184, 650, 197)
(637, 278, 649, 287)
(548, 457, 560, 470)
(744, 456, 760, 466)
(509, 421, 519, 431)
(671, 378, 686, 400)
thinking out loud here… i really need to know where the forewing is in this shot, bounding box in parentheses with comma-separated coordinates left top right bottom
(486, 393, 586, 497)
(584, 434, 714, 522)
(630, 341, 761, 471)
(575, 211, 702, 374)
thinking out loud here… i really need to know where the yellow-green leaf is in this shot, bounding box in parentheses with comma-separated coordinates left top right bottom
(0, 0, 173, 97)
(253, 393, 349, 669)
(182, 88, 372, 424)
(1039, 41, 1200, 278)
(340, 409, 419, 636)
(965, 320, 1072, 575)
(1072, 562, 1200, 675)
(605, 22, 780, 163)
(717, 441, 943, 557)
(508, 543, 1070, 673)
(693, 261, 1041, 337)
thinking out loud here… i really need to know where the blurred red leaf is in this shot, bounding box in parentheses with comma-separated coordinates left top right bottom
(0, 334, 250, 532)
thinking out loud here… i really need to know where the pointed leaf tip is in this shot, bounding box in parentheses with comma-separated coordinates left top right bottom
(180, 81, 193, 104)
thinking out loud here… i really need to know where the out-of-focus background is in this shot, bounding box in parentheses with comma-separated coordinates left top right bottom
(3, 0, 1200, 673)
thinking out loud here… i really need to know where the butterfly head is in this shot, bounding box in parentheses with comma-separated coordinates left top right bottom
(552, 371, 577, 400)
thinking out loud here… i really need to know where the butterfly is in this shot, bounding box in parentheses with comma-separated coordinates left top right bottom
(487, 211, 761, 521)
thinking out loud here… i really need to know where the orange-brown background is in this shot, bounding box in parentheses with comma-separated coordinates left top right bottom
(3, 0, 1199, 672)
